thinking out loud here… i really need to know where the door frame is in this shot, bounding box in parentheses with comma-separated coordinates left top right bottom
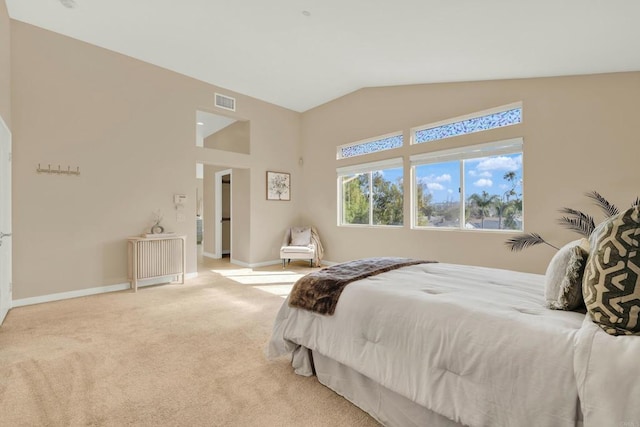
(0, 114, 12, 325)
(214, 169, 232, 259)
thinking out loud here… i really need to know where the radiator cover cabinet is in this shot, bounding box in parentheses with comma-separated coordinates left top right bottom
(127, 235, 186, 292)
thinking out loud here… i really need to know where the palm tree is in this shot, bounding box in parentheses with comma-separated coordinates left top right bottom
(497, 171, 521, 229)
(505, 191, 639, 252)
(468, 191, 500, 229)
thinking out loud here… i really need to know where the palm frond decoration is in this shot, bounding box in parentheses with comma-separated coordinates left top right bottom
(557, 208, 596, 237)
(505, 191, 636, 253)
(585, 190, 619, 218)
(505, 233, 559, 252)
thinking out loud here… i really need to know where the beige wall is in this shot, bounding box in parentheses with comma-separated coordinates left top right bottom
(11, 21, 301, 299)
(0, 1, 10, 127)
(232, 168, 251, 263)
(202, 165, 217, 255)
(249, 101, 303, 263)
(204, 120, 250, 154)
(300, 73, 640, 274)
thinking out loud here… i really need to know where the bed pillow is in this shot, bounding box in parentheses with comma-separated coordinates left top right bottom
(583, 206, 640, 336)
(545, 239, 589, 310)
(290, 227, 311, 246)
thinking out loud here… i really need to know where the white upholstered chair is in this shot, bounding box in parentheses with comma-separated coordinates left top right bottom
(280, 226, 321, 268)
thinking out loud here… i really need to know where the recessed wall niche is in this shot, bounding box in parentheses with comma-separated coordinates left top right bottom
(196, 110, 250, 155)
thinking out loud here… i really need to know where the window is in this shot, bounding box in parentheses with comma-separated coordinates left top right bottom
(413, 103, 522, 144)
(414, 160, 461, 228)
(411, 139, 523, 231)
(337, 132, 403, 159)
(338, 158, 403, 226)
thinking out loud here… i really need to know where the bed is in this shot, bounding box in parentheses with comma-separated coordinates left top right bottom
(266, 259, 640, 427)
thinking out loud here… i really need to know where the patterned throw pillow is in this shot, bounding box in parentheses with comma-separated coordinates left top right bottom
(545, 240, 589, 310)
(583, 206, 640, 336)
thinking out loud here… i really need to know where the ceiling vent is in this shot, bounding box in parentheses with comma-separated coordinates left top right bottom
(215, 93, 236, 112)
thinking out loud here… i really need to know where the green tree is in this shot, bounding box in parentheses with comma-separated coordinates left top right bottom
(372, 171, 403, 225)
(415, 183, 433, 226)
(467, 191, 500, 229)
(442, 203, 460, 223)
(500, 171, 522, 230)
(343, 174, 369, 224)
(503, 202, 521, 229)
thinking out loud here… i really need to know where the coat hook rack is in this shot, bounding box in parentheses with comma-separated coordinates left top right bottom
(36, 163, 80, 176)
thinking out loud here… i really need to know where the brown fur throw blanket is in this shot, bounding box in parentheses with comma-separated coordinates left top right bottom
(289, 257, 436, 315)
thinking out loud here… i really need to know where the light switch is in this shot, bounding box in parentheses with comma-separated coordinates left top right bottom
(177, 213, 186, 223)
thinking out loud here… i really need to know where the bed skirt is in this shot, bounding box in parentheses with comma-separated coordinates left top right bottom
(312, 350, 461, 427)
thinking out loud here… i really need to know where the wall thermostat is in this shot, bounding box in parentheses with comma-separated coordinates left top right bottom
(174, 194, 187, 205)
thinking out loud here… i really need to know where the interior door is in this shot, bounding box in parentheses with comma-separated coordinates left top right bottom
(0, 115, 11, 325)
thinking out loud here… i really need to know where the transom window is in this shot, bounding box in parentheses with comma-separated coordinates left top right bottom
(411, 138, 523, 231)
(413, 103, 522, 144)
(337, 158, 403, 226)
(337, 132, 403, 159)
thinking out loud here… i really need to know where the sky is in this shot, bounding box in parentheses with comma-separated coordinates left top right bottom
(416, 153, 523, 203)
(357, 152, 523, 205)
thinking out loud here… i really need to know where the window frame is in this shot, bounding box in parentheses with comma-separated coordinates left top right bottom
(337, 157, 404, 227)
(410, 138, 523, 231)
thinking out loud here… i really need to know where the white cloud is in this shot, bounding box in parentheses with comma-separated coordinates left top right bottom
(474, 178, 493, 187)
(418, 173, 454, 194)
(468, 170, 491, 178)
(476, 155, 522, 172)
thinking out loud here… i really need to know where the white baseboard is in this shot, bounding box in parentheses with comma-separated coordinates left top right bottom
(230, 258, 282, 268)
(12, 273, 198, 308)
(230, 258, 330, 268)
(13, 282, 131, 308)
(229, 258, 250, 267)
(248, 259, 283, 268)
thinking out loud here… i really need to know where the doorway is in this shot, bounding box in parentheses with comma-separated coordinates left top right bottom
(195, 109, 250, 266)
(0, 115, 12, 325)
(215, 169, 232, 259)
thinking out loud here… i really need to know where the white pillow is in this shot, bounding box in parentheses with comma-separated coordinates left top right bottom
(290, 227, 311, 246)
(544, 238, 589, 310)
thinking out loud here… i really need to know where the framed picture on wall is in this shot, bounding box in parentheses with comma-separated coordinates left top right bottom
(266, 171, 291, 201)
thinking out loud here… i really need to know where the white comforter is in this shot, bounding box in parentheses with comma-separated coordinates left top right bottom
(574, 316, 640, 427)
(267, 263, 588, 427)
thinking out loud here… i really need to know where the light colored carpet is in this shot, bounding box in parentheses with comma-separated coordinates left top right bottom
(0, 258, 380, 426)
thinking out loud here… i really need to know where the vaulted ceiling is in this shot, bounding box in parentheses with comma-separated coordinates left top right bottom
(6, 0, 640, 112)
